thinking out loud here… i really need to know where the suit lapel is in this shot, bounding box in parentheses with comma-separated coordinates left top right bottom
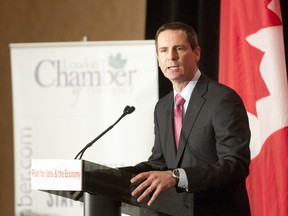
(175, 74, 208, 165)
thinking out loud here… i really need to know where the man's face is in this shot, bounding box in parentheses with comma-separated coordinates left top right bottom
(156, 30, 200, 84)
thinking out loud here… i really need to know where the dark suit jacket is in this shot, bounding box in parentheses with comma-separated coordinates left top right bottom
(126, 73, 251, 216)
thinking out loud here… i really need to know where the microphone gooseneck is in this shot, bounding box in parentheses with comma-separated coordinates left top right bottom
(74, 105, 136, 160)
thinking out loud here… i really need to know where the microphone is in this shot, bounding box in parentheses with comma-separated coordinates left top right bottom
(124, 105, 135, 114)
(74, 105, 135, 160)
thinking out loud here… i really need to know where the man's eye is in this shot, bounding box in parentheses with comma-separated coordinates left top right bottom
(176, 47, 184, 51)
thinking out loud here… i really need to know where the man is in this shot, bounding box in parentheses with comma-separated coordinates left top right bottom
(128, 22, 251, 216)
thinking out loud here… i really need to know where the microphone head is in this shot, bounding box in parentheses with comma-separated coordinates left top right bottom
(124, 105, 135, 114)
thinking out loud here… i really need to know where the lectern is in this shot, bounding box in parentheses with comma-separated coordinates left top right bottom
(31, 159, 193, 216)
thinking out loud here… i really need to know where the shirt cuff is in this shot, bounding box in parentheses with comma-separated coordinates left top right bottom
(177, 168, 188, 190)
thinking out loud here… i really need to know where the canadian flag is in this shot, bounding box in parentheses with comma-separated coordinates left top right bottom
(219, 0, 288, 215)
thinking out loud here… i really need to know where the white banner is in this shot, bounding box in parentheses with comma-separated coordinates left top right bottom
(10, 40, 158, 216)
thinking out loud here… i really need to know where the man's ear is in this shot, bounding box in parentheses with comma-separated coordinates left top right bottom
(195, 46, 201, 61)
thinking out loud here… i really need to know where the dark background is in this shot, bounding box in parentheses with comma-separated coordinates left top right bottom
(145, 0, 288, 98)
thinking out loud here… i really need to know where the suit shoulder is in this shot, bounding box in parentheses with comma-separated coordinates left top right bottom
(201, 75, 241, 99)
(155, 91, 173, 109)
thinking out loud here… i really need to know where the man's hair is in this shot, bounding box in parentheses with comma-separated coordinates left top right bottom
(155, 22, 199, 51)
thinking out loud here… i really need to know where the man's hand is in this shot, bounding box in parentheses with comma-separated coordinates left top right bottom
(130, 170, 177, 206)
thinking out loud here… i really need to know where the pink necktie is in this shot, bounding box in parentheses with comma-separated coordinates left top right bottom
(174, 94, 185, 149)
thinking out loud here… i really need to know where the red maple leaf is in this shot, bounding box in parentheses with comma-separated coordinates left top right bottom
(219, 0, 282, 116)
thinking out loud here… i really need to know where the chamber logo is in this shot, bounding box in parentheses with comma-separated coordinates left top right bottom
(109, 53, 126, 69)
(34, 53, 137, 106)
(34, 53, 136, 88)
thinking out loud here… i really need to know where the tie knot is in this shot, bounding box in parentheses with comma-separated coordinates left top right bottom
(175, 94, 185, 107)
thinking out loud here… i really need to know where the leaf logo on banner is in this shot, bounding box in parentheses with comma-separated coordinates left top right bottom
(109, 53, 127, 69)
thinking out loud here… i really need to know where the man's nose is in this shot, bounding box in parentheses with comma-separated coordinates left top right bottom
(167, 49, 178, 61)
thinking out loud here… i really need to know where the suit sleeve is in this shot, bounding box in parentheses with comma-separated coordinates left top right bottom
(184, 90, 251, 192)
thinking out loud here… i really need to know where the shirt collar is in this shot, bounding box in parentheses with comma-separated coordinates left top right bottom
(173, 69, 201, 102)
(173, 70, 201, 114)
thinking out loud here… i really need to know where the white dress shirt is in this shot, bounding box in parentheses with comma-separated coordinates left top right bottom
(173, 69, 201, 189)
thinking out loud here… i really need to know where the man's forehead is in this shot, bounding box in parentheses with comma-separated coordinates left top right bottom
(158, 29, 186, 37)
(157, 31, 189, 47)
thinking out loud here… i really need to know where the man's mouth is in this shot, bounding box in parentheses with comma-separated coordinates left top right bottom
(168, 65, 179, 70)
